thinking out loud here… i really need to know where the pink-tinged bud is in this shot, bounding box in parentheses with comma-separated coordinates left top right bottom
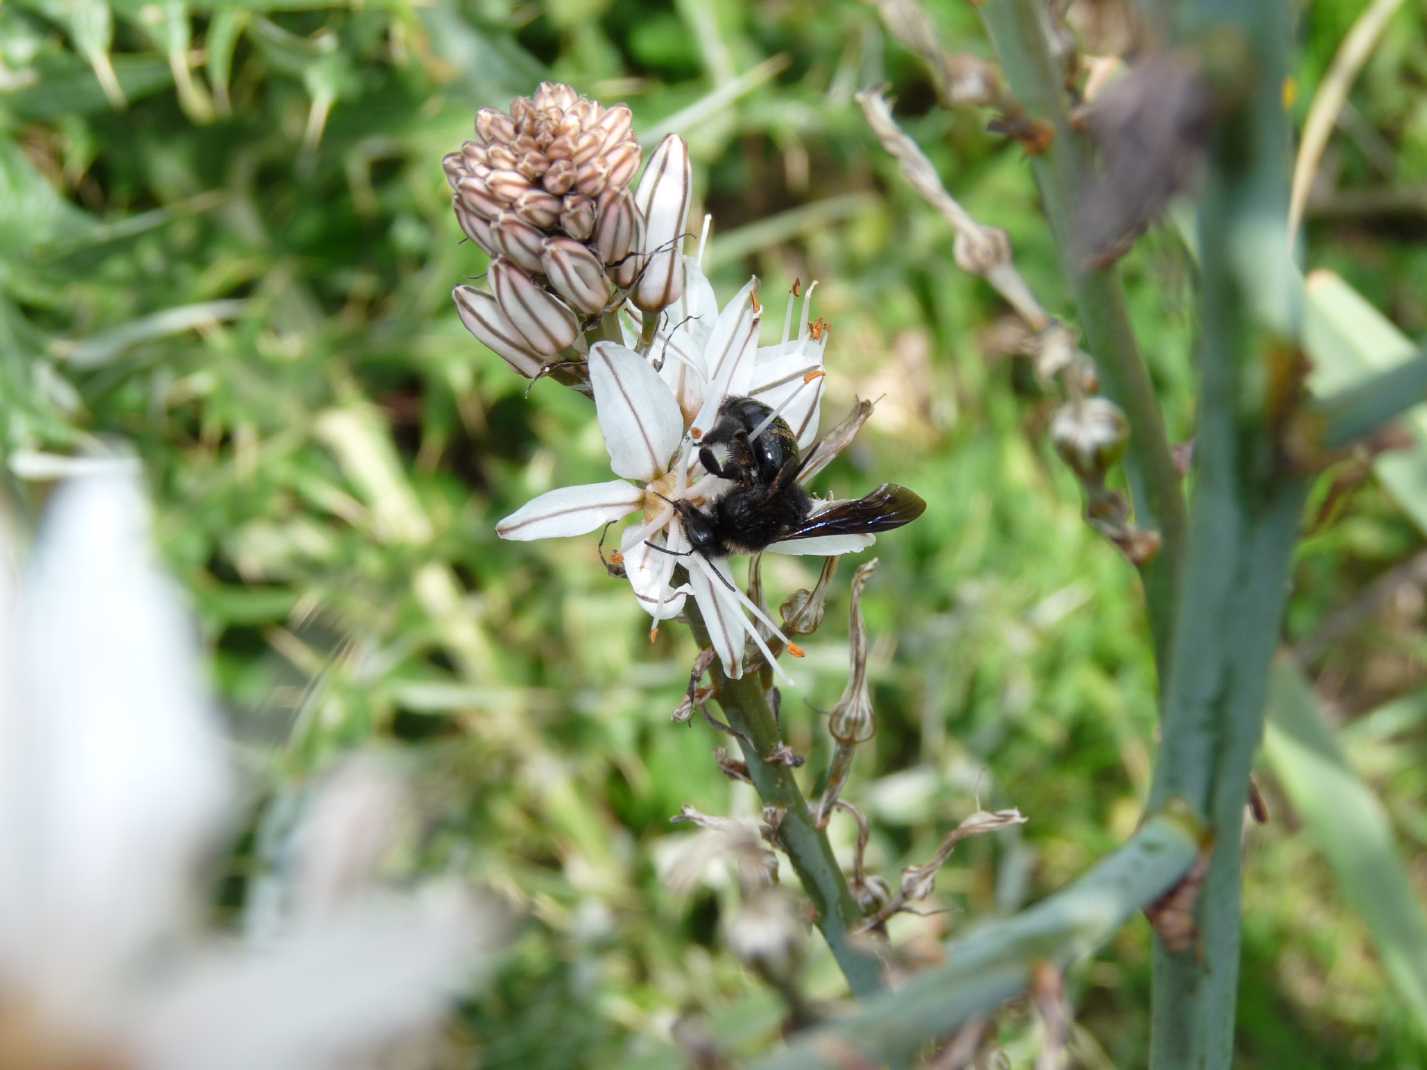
(571, 129, 602, 166)
(452, 285, 545, 378)
(592, 104, 633, 152)
(559, 195, 596, 241)
(492, 213, 547, 274)
(593, 189, 639, 269)
(516, 151, 549, 182)
(535, 81, 578, 112)
(474, 107, 515, 146)
(542, 158, 576, 196)
(441, 152, 467, 190)
(489, 258, 579, 356)
(487, 168, 534, 202)
(633, 134, 691, 313)
(512, 189, 562, 230)
(542, 238, 610, 316)
(487, 144, 518, 170)
(574, 157, 610, 199)
(454, 202, 497, 255)
(456, 176, 501, 220)
(604, 141, 641, 191)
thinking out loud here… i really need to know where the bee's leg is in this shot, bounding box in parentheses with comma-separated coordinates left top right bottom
(643, 540, 694, 558)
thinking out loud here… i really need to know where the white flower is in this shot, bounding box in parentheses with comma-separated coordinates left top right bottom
(497, 256, 871, 679)
(0, 474, 498, 1070)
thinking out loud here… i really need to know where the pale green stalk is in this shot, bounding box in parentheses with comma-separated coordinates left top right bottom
(752, 812, 1200, 1069)
(685, 609, 886, 998)
(977, 0, 1188, 681)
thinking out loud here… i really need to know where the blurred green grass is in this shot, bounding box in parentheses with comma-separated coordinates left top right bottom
(3, 1, 1426, 1066)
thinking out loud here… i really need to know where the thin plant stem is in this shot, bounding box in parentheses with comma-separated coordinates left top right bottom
(977, 0, 1188, 683)
(685, 609, 886, 998)
(751, 811, 1201, 1069)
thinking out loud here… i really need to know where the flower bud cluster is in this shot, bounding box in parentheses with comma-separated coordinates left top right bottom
(445, 82, 691, 378)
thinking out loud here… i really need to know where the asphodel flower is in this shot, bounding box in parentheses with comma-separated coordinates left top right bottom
(496, 258, 872, 679)
(446, 82, 692, 377)
(0, 474, 499, 1070)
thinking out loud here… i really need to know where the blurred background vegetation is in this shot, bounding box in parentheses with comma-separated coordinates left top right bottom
(2, 0, 1425, 1066)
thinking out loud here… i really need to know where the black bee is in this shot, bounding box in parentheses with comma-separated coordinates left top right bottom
(666, 396, 926, 557)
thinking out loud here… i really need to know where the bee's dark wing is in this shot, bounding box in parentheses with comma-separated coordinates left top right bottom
(779, 484, 926, 540)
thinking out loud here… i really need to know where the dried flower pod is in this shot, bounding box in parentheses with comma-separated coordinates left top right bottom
(452, 285, 545, 378)
(632, 134, 691, 313)
(542, 238, 610, 316)
(1050, 396, 1130, 483)
(488, 258, 579, 356)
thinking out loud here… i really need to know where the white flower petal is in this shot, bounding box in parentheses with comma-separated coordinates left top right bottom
(0, 474, 232, 1017)
(622, 522, 687, 620)
(687, 556, 743, 679)
(690, 277, 761, 438)
(589, 342, 686, 481)
(745, 340, 827, 449)
(766, 533, 875, 555)
(495, 480, 641, 541)
(132, 892, 506, 1070)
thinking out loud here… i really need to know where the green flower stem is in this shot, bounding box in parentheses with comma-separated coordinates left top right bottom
(1315, 346, 1427, 449)
(978, 0, 1188, 682)
(1145, 4, 1300, 1068)
(684, 610, 886, 998)
(752, 812, 1201, 1070)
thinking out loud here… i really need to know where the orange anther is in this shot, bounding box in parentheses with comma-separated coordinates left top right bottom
(609, 550, 624, 566)
(790, 278, 802, 298)
(649, 626, 660, 643)
(691, 426, 703, 439)
(786, 642, 806, 658)
(802, 369, 825, 384)
(750, 289, 762, 314)
(809, 318, 829, 341)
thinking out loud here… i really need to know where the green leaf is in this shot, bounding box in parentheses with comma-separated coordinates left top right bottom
(1264, 659, 1427, 1035)
(0, 138, 98, 256)
(1304, 269, 1427, 535)
(0, 53, 172, 121)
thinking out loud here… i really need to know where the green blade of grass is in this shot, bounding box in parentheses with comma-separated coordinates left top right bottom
(1264, 659, 1427, 1033)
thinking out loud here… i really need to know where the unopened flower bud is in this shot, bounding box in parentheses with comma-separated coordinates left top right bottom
(456, 175, 502, 220)
(492, 213, 547, 274)
(488, 258, 579, 356)
(633, 134, 691, 313)
(542, 237, 610, 316)
(558, 195, 597, 241)
(594, 189, 640, 270)
(454, 203, 497, 255)
(1050, 396, 1129, 483)
(452, 285, 545, 378)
